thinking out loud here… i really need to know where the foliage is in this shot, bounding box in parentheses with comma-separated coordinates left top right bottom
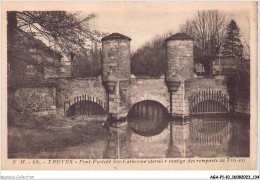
(8, 106, 50, 129)
(180, 10, 228, 74)
(8, 11, 106, 78)
(220, 20, 244, 60)
(13, 11, 106, 55)
(131, 10, 230, 77)
(131, 32, 174, 77)
(225, 71, 250, 109)
(72, 45, 102, 77)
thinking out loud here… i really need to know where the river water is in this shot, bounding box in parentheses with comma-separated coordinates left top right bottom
(33, 100, 250, 159)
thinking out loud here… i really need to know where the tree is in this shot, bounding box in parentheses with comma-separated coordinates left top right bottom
(240, 16, 250, 60)
(7, 11, 107, 79)
(220, 20, 244, 60)
(8, 11, 106, 55)
(180, 10, 228, 74)
(131, 32, 174, 77)
(72, 43, 102, 77)
(225, 71, 250, 113)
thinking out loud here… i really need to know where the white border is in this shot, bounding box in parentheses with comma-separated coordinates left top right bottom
(0, 0, 259, 179)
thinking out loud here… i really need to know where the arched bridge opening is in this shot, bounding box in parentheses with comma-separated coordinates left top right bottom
(64, 94, 108, 117)
(127, 100, 170, 136)
(190, 89, 230, 114)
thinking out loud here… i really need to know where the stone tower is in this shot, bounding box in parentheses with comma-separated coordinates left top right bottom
(101, 33, 131, 115)
(165, 33, 194, 82)
(165, 33, 194, 116)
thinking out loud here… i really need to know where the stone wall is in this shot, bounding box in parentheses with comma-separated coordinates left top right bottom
(8, 58, 44, 86)
(60, 65, 72, 77)
(44, 66, 60, 79)
(56, 76, 107, 112)
(123, 76, 227, 116)
(8, 84, 56, 115)
(125, 77, 170, 114)
(8, 28, 61, 86)
(186, 78, 228, 101)
(8, 76, 229, 117)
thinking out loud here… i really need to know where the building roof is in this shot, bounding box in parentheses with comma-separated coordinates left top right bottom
(101, 33, 131, 41)
(165, 33, 193, 42)
(8, 28, 63, 68)
(15, 28, 63, 59)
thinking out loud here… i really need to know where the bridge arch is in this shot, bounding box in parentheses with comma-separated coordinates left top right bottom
(124, 78, 170, 115)
(127, 93, 171, 113)
(189, 89, 230, 114)
(64, 94, 108, 116)
(127, 100, 170, 137)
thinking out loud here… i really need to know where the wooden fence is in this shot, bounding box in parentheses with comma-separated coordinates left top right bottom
(190, 89, 230, 114)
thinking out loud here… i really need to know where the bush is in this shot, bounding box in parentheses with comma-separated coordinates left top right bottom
(225, 71, 250, 109)
(7, 106, 67, 129)
(8, 107, 41, 129)
(131, 33, 174, 77)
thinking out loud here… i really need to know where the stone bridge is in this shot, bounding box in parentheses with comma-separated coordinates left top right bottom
(9, 32, 228, 117)
(124, 77, 171, 115)
(57, 32, 228, 118)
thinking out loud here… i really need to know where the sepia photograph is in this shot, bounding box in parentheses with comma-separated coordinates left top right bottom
(1, 1, 258, 172)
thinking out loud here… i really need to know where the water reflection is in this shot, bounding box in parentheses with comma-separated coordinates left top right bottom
(165, 123, 182, 158)
(188, 117, 232, 157)
(190, 118, 231, 146)
(127, 100, 169, 136)
(21, 102, 249, 159)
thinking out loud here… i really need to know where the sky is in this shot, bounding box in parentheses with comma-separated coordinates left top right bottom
(79, 1, 256, 52)
(14, 1, 255, 56)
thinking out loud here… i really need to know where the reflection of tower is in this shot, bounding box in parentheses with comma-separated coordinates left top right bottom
(171, 122, 193, 157)
(165, 123, 182, 158)
(102, 128, 130, 159)
(102, 140, 117, 159)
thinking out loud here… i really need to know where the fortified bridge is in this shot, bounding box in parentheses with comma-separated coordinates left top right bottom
(9, 33, 229, 118)
(61, 33, 229, 118)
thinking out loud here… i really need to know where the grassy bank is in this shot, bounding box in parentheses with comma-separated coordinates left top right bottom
(8, 107, 111, 158)
(8, 124, 111, 158)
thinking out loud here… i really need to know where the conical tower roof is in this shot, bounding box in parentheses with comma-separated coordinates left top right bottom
(165, 33, 193, 42)
(101, 33, 131, 41)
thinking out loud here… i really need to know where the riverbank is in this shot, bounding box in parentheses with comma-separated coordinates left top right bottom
(8, 122, 111, 158)
(8, 107, 111, 158)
